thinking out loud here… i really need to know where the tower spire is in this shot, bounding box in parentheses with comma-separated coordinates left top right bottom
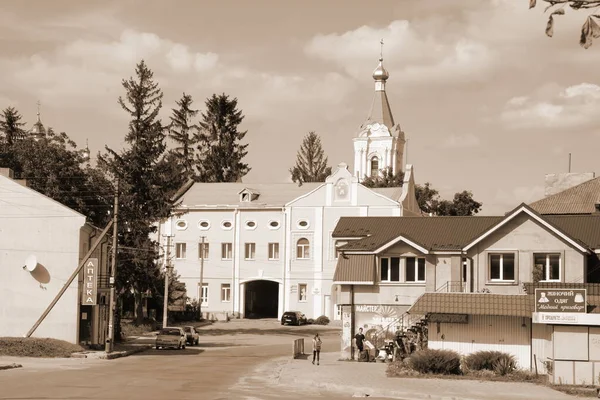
(36, 100, 41, 122)
(380, 38, 384, 61)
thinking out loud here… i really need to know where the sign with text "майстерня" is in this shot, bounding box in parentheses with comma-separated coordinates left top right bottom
(535, 288, 586, 313)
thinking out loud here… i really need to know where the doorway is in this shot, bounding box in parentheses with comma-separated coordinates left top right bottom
(244, 280, 279, 318)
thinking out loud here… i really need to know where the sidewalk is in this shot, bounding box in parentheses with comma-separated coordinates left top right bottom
(256, 352, 576, 400)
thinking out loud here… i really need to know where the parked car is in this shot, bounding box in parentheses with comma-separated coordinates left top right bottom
(183, 325, 199, 346)
(281, 311, 308, 326)
(155, 327, 186, 350)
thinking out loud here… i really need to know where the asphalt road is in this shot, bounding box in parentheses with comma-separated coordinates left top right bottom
(0, 331, 359, 400)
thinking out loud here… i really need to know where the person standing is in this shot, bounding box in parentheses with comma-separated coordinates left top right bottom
(354, 327, 366, 360)
(312, 333, 322, 365)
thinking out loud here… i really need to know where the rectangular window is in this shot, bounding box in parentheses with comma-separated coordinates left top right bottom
(199, 283, 208, 306)
(298, 283, 307, 302)
(245, 243, 256, 260)
(534, 253, 561, 282)
(380, 258, 389, 281)
(221, 243, 232, 260)
(198, 242, 209, 260)
(380, 257, 401, 282)
(268, 243, 279, 260)
(489, 253, 515, 281)
(175, 243, 186, 259)
(406, 257, 426, 282)
(221, 283, 231, 302)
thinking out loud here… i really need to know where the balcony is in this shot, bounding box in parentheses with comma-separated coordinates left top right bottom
(436, 281, 468, 293)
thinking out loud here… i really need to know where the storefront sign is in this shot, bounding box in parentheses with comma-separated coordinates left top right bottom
(81, 258, 98, 305)
(537, 313, 579, 323)
(428, 313, 469, 324)
(535, 289, 586, 313)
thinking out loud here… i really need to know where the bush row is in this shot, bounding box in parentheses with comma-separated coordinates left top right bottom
(404, 349, 518, 376)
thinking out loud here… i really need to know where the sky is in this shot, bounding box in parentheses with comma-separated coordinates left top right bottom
(1, 0, 599, 215)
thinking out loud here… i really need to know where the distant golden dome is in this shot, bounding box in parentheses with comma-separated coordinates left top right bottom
(372, 58, 389, 81)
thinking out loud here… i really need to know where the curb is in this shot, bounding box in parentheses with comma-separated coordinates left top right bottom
(0, 363, 23, 371)
(71, 345, 151, 360)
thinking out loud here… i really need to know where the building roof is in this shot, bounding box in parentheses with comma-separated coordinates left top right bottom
(333, 204, 600, 253)
(175, 182, 323, 208)
(333, 216, 502, 252)
(530, 176, 600, 215)
(332, 255, 376, 285)
(408, 293, 535, 318)
(370, 187, 403, 202)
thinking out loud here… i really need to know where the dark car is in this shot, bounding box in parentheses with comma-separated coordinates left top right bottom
(183, 326, 199, 346)
(281, 311, 307, 326)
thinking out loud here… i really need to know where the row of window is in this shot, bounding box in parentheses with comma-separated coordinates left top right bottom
(490, 253, 560, 282)
(377, 253, 562, 284)
(175, 219, 311, 231)
(198, 282, 309, 305)
(175, 239, 311, 261)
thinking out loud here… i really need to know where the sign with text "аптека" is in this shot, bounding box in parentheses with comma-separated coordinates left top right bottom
(82, 258, 98, 305)
(535, 288, 586, 313)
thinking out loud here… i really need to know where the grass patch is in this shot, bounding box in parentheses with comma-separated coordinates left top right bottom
(121, 318, 161, 337)
(0, 337, 84, 358)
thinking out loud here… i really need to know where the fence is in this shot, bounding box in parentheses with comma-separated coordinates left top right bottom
(292, 338, 305, 359)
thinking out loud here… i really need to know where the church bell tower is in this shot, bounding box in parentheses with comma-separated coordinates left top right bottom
(353, 41, 406, 181)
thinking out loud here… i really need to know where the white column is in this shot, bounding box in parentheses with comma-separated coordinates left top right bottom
(361, 148, 367, 179)
(391, 142, 397, 175)
(384, 147, 389, 170)
(233, 210, 242, 316)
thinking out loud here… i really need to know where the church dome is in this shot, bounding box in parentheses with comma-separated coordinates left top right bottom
(372, 58, 389, 81)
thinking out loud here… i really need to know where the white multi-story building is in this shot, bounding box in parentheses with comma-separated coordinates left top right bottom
(160, 56, 420, 320)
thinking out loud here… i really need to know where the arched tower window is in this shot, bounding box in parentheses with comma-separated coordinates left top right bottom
(296, 238, 310, 259)
(370, 157, 379, 178)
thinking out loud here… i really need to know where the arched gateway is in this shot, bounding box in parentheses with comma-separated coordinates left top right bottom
(243, 279, 279, 318)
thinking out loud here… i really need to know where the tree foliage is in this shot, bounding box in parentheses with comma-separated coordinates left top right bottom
(98, 60, 181, 323)
(289, 131, 332, 186)
(196, 93, 250, 182)
(361, 167, 404, 188)
(0, 107, 112, 226)
(169, 93, 199, 179)
(530, 0, 600, 48)
(416, 184, 483, 216)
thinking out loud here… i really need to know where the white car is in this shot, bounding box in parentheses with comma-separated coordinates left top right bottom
(155, 327, 186, 350)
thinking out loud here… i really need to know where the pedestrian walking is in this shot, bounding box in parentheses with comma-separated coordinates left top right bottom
(312, 333, 322, 365)
(354, 327, 366, 361)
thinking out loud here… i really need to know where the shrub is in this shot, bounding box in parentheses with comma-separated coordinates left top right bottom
(314, 315, 330, 325)
(463, 351, 517, 375)
(408, 349, 462, 375)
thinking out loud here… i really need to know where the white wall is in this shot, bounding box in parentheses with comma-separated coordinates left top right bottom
(0, 177, 86, 343)
(428, 315, 532, 370)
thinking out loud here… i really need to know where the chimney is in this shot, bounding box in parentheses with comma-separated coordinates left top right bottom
(544, 172, 596, 197)
(0, 168, 14, 179)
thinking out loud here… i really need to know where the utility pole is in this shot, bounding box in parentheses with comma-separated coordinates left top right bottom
(198, 236, 206, 321)
(105, 180, 119, 353)
(162, 234, 173, 328)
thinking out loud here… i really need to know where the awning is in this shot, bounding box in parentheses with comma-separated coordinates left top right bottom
(333, 254, 376, 285)
(408, 293, 534, 318)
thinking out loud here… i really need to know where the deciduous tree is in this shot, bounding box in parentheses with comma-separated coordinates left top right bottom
(529, 0, 600, 48)
(361, 167, 404, 188)
(289, 131, 332, 186)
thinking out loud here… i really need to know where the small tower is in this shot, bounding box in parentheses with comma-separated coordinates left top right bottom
(353, 40, 406, 181)
(30, 101, 46, 142)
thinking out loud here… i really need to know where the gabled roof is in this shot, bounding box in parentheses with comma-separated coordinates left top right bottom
(530, 176, 600, 215)
(334, 204, 600, 254)
(333, 215, 502, 252)
(463, 203, 590, 253)
(333, 255, 376, 285)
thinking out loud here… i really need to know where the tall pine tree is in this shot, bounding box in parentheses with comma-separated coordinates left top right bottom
(99, 60, 178, 324)
(195, 93, 250, 182)
(289, 131, 332, 186)
(0, 107, 26, 169)
(169, 93, 199, 179)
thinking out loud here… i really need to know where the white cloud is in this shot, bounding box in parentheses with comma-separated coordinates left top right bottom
(0, 29, 219, 109)
(442, 134, 481, 148)
(501, 83, 600, 129)
(304, 20, 493, 85)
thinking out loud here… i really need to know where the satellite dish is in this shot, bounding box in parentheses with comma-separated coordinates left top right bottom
(24, 255, 38, 272)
